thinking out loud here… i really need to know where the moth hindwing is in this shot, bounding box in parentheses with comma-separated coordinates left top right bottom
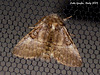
(13, 14, 82, 67)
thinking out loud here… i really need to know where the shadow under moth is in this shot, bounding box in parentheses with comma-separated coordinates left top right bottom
(13, 14, 82, 67)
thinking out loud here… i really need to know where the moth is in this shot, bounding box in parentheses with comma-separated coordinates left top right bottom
(13, 14, 82, 67)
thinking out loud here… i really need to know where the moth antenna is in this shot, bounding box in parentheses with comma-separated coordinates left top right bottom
(63, 16, 72, 21)
(34, 16, 46, 25)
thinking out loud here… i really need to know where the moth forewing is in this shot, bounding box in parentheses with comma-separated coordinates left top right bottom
(51, 26, 82, 67)
(13, 14, 82, 67)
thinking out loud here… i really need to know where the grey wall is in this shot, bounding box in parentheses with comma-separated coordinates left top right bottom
(0, 0, 100, 75)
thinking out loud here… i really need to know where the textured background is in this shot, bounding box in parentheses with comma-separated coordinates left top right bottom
(0, 0, 100, 75)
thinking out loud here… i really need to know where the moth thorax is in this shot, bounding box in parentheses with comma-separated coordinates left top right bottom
(51, 23, 58, 30)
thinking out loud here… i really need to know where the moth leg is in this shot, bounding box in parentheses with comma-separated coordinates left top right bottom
(70, 33, 75, 37)
(29, 27, 35, 29)
(29, 25, 42, 30)
(67, 31, 75, 37)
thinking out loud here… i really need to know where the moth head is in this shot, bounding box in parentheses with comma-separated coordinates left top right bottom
(37, 14, 72, 29)
(49, 14, 59, 18)
(42, 14, 63, 27)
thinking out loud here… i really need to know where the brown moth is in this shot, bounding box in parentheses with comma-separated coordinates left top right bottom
(13, 14, 82, 67)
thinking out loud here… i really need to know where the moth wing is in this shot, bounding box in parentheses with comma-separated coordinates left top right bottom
(52, 26, 82, 67)
(13, 25, 49, 59)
